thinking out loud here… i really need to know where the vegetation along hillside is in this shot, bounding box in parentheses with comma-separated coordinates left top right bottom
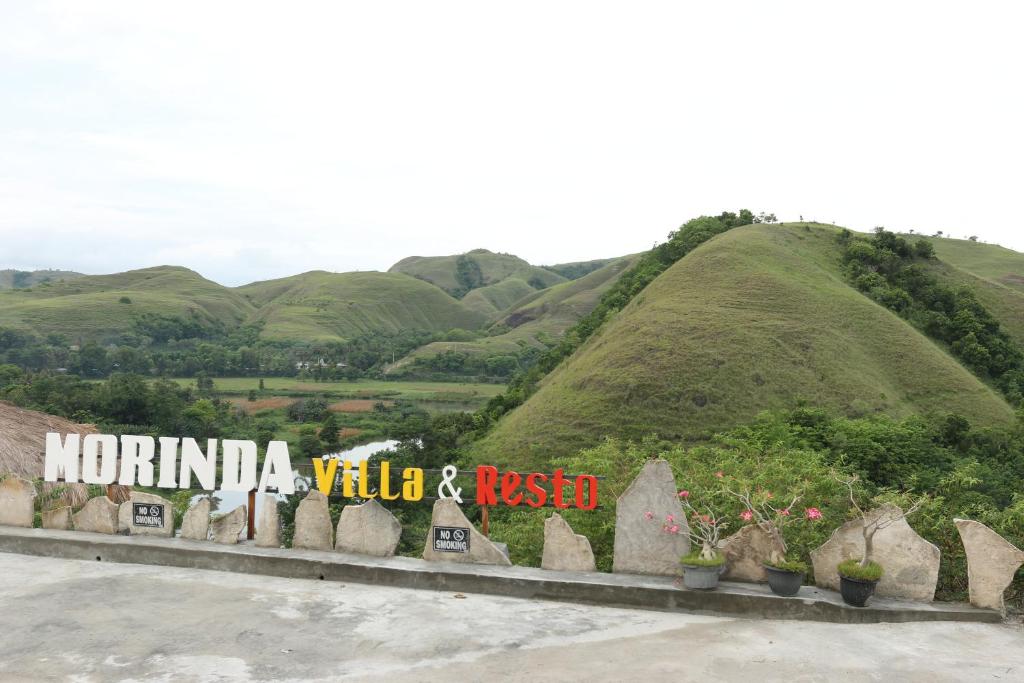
(471, 222, 1019, 469)
(0, 269, 83, 290)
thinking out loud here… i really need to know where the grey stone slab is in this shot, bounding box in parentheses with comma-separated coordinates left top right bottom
(0, 475, 35, 528)
(335, 498, 401, 557)
(210, 505, 247, 545)
(810, 504, 939, 602)
(422, 498, 511, 566)
(41, 507, 72, 530)
(613, 459, 690, 576)
(293, 491, 333, 551)
(955, 518, 1024, 614)
(542, 512, 596, 572)
(255, 495, 281, 548)
(72, 497, 119, 535)
(119, 492, 174, 537)
(180, 498, 211, 541)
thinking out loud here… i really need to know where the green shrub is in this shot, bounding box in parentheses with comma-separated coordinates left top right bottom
(838, 559, 883, 581)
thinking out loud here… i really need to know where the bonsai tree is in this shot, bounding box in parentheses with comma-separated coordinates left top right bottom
(836, 473, 926, 580)
(647, 489, 728, 563)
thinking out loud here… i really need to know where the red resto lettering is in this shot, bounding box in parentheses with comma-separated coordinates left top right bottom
(525, 472, 548, 508)
(575, 475, 598, 510)
(501, 470, 523, 506)
(476, 465, 499, 505)
(552, 468, 571, 509)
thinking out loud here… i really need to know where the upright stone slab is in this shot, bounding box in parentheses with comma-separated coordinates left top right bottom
(210, 505, 247, 545)
(293, 490, 333, 551)
(335, 498, 402, 557)
(180, 498, 211, 541)
(118, 492, 175, 537)
(73, 496, 120, 534)
(42, 506, 73, 530)
(810, 504, 939, 602)
(721, 524, 788, 583)
(255, 495, 282, 548)
(955, 518, 1024, 614)
(612, 459, 690, 576)
(542, 513, 596, 572)
(0, 475, 36, 528)
(422, 498, 512, 566)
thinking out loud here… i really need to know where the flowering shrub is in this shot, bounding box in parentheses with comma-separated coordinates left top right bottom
(645, 489, 728, 562)
(721, 475, 824, 565)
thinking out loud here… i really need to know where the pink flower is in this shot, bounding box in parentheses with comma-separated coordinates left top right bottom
(740, 509, 754, 522)
(665, 514, 675, 523)
(678, 490, 689, 499)
(780, 508, 791, 516)
(701, 514, 711, 523)
(715, 471, 724, 478)
(669, 525, 680, 534)
(643, 511, 654, 520)
(805, 507, 823, 520)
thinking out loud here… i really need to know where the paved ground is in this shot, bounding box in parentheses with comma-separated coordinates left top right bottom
(0, 553, 1021, 682)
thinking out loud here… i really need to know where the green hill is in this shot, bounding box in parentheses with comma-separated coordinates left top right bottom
(471, 224, 1018, 469)
(237, 271, 488, 342)
(543, 258, 616, 280)
(386, 255, 638, 374)
(460, 278, 539, 319)
(0, 266, 254, 342)
(389, 249, 565, 297)
(0, 269, 83, 290)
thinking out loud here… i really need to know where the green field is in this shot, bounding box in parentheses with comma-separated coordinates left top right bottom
(471, 223, 1018, 469)
(169, 376, 504, 402)
(910, 235, 1024, 292)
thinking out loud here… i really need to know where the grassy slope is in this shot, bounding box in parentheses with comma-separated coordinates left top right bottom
(0, 266, 254, 340)
(912, 235, 1024, 292)
(237, 271, 488, 342)
(543, 258, 616, 280)
(388, 249, 565, 296)
(386, 255, 638, 372)
(471, 224, 1017, 469)
(460, 278, 539, 319)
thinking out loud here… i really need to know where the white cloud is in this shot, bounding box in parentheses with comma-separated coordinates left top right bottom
(0, 1, 1022, 285)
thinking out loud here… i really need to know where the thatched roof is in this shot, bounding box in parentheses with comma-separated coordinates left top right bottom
(0, 401, 129, 507)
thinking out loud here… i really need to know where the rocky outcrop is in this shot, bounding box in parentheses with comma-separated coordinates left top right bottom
(180, 498, 211, 541)
(335, 498, 402, 557)
(541, 513, 596, 572)
(613, 459, 690, 576)
(0, 475, 35, 528)
(210, 505, 247, 544)
(293, 490, 333, 551)
(422, 498, 511, 566)
(810, 504, 939, 602)
(955, 518, 1024, 614)
(73, 496, 120, 534)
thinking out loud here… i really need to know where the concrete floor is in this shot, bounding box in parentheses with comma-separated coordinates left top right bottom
(0, 553, 1021, 683)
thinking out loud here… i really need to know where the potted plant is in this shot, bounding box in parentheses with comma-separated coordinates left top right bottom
(647, 489, 728, 590)
(723, 482, 823, 597)
(835, 475, 925, 607)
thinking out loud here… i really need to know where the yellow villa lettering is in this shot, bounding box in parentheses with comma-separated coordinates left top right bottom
(311, 459, 424, 502)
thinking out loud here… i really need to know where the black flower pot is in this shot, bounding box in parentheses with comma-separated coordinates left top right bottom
(839, 575, 879, 607)
(764, 565, 804, 597)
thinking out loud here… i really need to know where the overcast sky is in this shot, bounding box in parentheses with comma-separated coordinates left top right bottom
(1, 2, 1022, 287)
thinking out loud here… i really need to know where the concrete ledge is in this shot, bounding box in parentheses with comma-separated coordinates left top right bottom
(0, 525, 1002, 624)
